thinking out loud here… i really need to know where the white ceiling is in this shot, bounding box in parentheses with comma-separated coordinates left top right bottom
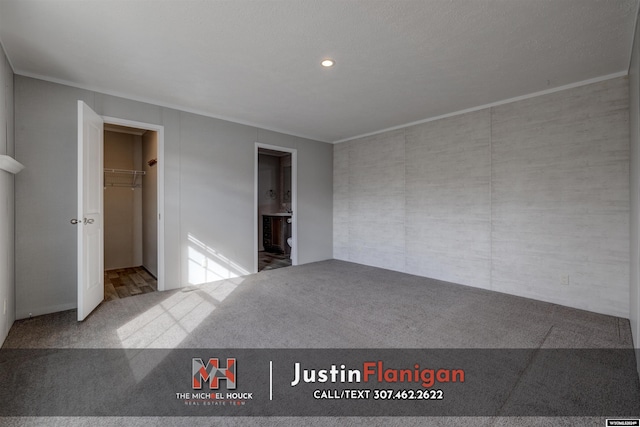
(0, 0, 637, 143)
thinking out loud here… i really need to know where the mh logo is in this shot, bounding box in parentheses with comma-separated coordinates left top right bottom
(192, 358, 237, 390)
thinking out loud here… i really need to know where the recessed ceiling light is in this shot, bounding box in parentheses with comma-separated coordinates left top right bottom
(321, 59, 335, 67)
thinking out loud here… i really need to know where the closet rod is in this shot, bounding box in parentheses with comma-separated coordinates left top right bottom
(104, 168, 146, 175)
(104, 183, 142, 188)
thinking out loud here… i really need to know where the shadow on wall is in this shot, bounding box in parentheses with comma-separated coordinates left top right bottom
(187, 233, 250, 285)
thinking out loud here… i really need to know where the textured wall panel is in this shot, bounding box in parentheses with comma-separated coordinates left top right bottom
(405, 110, 491, 289)
(491, 78, 629, 317)
(333, 77, 630, 318)
(348, 131, 405, 271)
(630, 12, 640, 372)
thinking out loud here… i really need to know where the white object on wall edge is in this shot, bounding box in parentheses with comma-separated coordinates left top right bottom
(0, 155, 24, 174)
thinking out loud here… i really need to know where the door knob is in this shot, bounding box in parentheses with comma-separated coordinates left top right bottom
(70, 218, 94, 225)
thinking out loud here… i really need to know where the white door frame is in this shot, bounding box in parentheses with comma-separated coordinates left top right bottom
(103, 116, 165, 292)
(254, 143, 298, 273)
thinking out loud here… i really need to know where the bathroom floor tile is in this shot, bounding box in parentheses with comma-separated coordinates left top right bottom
(258, 251, 292, 272)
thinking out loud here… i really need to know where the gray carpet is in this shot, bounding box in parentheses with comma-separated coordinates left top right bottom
(1, 260, 638, 425)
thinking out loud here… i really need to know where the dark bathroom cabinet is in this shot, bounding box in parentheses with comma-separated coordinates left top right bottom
(263, 215, 291, 255)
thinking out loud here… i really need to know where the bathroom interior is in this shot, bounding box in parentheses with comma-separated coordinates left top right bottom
(257, 148, 292, 272)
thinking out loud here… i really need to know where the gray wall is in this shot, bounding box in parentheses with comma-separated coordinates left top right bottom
(335, 77, 630, 318)
(0, 43, 14, 344)
(629, 10, 640, 374)
(14, 76, 333, 319)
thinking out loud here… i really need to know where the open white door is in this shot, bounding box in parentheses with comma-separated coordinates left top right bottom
(76, 101, 104, 321)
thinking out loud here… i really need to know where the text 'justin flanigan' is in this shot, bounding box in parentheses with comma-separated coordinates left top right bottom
(290, 361, 465, 388)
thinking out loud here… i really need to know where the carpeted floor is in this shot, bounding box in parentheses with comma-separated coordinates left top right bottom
(1, 260, 638, 425)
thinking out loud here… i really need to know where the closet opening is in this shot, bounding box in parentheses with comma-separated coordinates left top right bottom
(103, 124, 159, 300)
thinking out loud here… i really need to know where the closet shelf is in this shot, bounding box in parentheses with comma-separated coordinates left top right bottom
(104, 168, 145, 189)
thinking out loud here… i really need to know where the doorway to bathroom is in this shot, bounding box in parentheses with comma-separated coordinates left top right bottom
(254, 143, 297, 273)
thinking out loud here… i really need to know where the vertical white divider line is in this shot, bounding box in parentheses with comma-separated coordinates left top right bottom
(269, 360, 273, 400)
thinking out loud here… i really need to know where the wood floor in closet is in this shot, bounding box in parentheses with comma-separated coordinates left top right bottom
(104, 267, 157, 301)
